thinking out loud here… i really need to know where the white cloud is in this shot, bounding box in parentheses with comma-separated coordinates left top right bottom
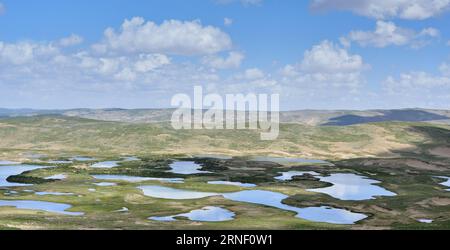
(114, 67, 137, 82)
(381, 68, 450, 107)
(93, 17, 232, 56)
(346, 21, 439, 48)
(59, 34, 84, 47)
(447, 40, 450, 46)
(440, 63, 450, 76)
(279, 40, 369, 91)
(310, 0, 450, 20)
(242, 68, 265, 80)
(0, 41, 59, 65)
(300, 40, 367, 74)
(0, 3, 5, 15)
(383, 63, 450, 108)
(224, 18, 233, 27)
(134, 54, 171, 73)
(385, 71, 450, 90)
(202, 51, 244, 69)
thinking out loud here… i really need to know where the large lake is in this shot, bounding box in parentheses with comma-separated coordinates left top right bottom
(0, 200, 83, 216)
(307, 173, 396, 200)
(139, 186, 367, 224)
(150, 206, 235, 222)
(0, 164, 51, 187)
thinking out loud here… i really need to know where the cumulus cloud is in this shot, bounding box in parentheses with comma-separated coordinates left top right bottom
(241, 68, 265, 80)
(280, 40, 369, 90)
(385, 71, 450, 90)
(440, 63, 450, 76)
(59, 34, 84, 47)
(345, 21, 439, 48)
(202, 51, 244, 69)
(134, 54, 171, 73)
(276, 41, 371, 109)
(381, 67, 450, 107)
(92, 17, 232, 56)
(310, 0, 450, 20)
(0, 41, 59, 65)
(300, 40, 367, 74)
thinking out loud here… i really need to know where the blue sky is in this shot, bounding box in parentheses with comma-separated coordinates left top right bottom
(1, 0, 450, 110)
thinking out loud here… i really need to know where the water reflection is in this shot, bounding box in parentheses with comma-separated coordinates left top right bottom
(167, 161, 211, 175)
(275, 171, 320, 181)
(139, 186, 367, 224)
(90, 161, 119, 169)
(307, 173, 396, 200)
(0, 165, 51, 187)
(150, 206, 235, 222)
(0, 200, 83, 216)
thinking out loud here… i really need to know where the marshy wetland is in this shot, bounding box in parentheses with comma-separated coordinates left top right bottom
(0, 114, 450, 229)
(0, 153, 449, 229)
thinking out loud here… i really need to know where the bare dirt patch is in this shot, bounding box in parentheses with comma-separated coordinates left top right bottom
(429, 147, 450, 158)
(417, 197, 450, 207)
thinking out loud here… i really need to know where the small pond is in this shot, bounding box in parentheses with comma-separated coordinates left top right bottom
(94, 182, 117, 187)
(35, 192, 75, 196)
(436, 176, 450, 191)
(45, 174, 67, 180)
(307, 173, 397, 201)
(150, 206, 235, 222)
(70, 156, 96, 162)
(0, 164, 51, 187)
(139, 186, 367, 224)
(0, 200, 83, 216)
(90, 161, 120, 169)
(275, 171, 320, 181)
(167, 161, 211, 175)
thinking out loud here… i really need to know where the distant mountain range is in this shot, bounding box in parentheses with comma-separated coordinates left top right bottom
(1, 108, 450, 126)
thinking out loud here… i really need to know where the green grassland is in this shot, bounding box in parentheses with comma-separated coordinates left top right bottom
(0, 115, 449, 229)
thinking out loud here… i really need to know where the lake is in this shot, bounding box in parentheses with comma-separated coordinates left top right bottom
(307, 173, 397, 200)
(35, 192, 75, 196)
(45, 174, 67, 180)
(0, 200, 83, 216)
(150, 206, 235, 222)
(139, 186, 367, 224)
(70, 156, 96, 162)
(167, 161, 211, 175)
(0, 164, 51, 187)
(275, 171, 320, 181)
(436, 176, 450, 191)
(90, 161, 120, 169)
